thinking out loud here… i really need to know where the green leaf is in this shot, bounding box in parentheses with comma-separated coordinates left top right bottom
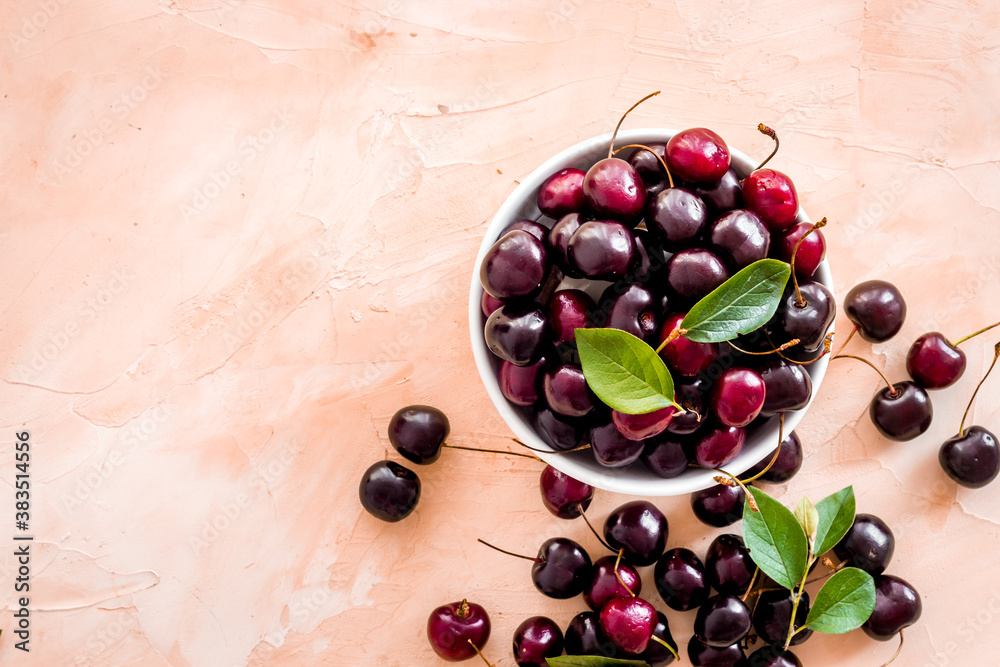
(546, 658, 651, 667)
(813, 487, 856, 558)
(804, 567, 876, 634)
(576, 328, 679, 415)
(742, 487, 809, 590)
(680, 259, 792, 343)
(794, 497, 819, 552)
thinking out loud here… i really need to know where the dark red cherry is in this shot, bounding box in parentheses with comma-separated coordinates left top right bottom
(544, 364, 595, 418)
(481, 291, 503, 318)
(502, 219, 549, 243)
(600, 596, 659, 654)
(833, 513, 894, 574)
(629, 143, 669, 196)
(534, 408, 587, 452)
(633, 227, 668, 284)
(659, 314, 720, 377)
(591, 422, 645, 468)
(693, 168, 744, 213)
(499, 357, 546, 407)
(540, 464, 594, 519)
(513, 616, 564, 667)
(642, 434, 692, 478)
(603, 500, 668, 566)
(907, 332, 967, 389)
(654, 547, 710, 611)
(695, 424, 746, 469)
(427, 599, 491, 661)
(548, 289, 595, 346)
(601, 283, 662, 342)
(568, 220, 637, 280)
(742, 168, 798, 232)
(564, 611, 613, 657)
(612, 406, 676, 441)
(772, 282, 835, 353)
(706, 534, 756, 596)
(359, 460, 421, 522)
(637, 611, 678, 666)
(666, 128, 730, 184)
(388, 405, 450, 465)
(757, 358, 812, 415)
(776, 222, 825, 279)
(709, 209, 771, 270)
(646, 187, 709, 251)
(940, 425, 1000, 488)
(711, 368, 766, 428)
(668, 378, 709, 434)
(666, 248, 729, 303)
(584, 555, 643, 612)
(531, 537, 593, 599)
(752, 589, 812, 646)
(844, 280, 907, 343)
(749, 646, 802, 667)
(548, 213, 584, 277)
(694, 595, 752, 648)
(869, 381, 933, 441)
(687, 637, 747, 666)
(745, 431, 803, 483)
(480, 230, 549, 299)
(863, 575, 922, 641)
(583, 158, 648, 222)
(691, 483, 745, 528)
(538, 167, 586, 218)
(485, 304, 549, 366)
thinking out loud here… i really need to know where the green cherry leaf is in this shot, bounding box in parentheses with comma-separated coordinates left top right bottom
(742, 487, 809, 590)
(813, 486, 857, 558)
(546, 657, 652, 667)
(794, 497, 820, 552)
(804, 567, 876, 634)
(576, 328, 679, 415)
(680, 259, 792, 343)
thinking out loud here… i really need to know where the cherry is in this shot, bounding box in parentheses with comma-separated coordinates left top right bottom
(743, 168, 798, 232)
(844, 279, 907, 343)
(666, 248, 730, 303)
(502, 219, 549, 243)
(548, 213, 584, 277)
(705, 534, 756, 596)
(548, 289, 595, 346)
(485, 304, 549, 366)
(538, 167, 586, 218)
(568, 220, 637, 280)
(659, 314, 720, 377)
(629, 143, 669, 196)
(748, 646, 802, 667)
(638, 611, 678, 666)
(540, 465, 594, 519)
(512, 616, 564, 667)
(833, 513, 894, 574)
(906, 332, 966, 389)
(544, 364, 595, 418)
(694, 424, 747, 469)
(480, 230, 549, 299)
(479, 537, 593, 599)
(534, 408, 587, 451)
(585, 555, 643, 611)
(564, 611, 614, 657)
(940, 426, 1000, 488)
(693, 168, 744, 213)
(687, 637, 747, 667)
(694, 594, 752, 648)
(771, 281, 835, 354)
(613, 406, 676, 441)
(359, 460, 421, 522)
(757, 357, 812, 415)
(752, 589, 812, 646)
(591, 422, 645, 468)
(668, 378, 709, 434)
(642, 433, 692, 478)
(633, 227, 668, 284)
(600, 596, 659, 654)
(709, 209, 771, 270)
(711, 368, 766, 428)
(745, 431, 803, 483)
(499, 357, 546, 407)
(481, 291, 503, 318)
(388, 405, 450, 465)
(427, 599, 492, 662)
(654, 547, 710, 611)
(646, 186, 709, 251)
(601, 283, 662, 342)
(862, 574, 922, 641)
(869, 380, 933, 441)
(691, 483, 746, 528)
(666, 127, 730, 184)
(776, 222, 825, 279)
(583, 158, 648, 223)
(603, 500, 669, 566)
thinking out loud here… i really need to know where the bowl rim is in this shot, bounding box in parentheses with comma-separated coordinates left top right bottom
(468, 128, 832, 496)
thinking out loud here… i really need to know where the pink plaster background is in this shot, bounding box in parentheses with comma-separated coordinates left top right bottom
(0, 0, 998, 665)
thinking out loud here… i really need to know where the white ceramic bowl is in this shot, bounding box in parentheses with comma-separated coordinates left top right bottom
(469, 128, 831, 496)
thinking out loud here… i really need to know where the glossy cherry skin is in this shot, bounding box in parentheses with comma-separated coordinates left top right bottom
(568, 220, 637, 280)
(544, 364, 595, 418)
(548, 289, 595, 345)
(654, 548, 710, 611)
(603, 500, 669, 566)
(706, 534, 756, 595)
(757, 358, 812, 415)
(388, 405, 450, 465)
(753, 589, 812, 646)
(359, 461, 421, 522)
(869, 381, 933, 441)
(776, 222, 825, 279)
(745, 431, 803, 483)
(711, 368, 766, 428)
(772, 282, 835, 353)
(940, 425, 1000, 488)
(666, 128, 730, 184)
(749, 646, 803, 667)
(669, 378, 709, 434)
(513, 616, 564, 667)
(863, 575, 922, 641)
(480, 230, 549, 299)
(591, 423, 645, 468)
(693, 168, 744, 213)
(709, 209, 771, 269)
(742, 168, 798, 232)
(600, 596, 659, 654)
(638, 611, 678, 666)
(633, 227, 668, 284)
(584, 555, 643, 611)
(601, 283, 662, 342)
(548, 213, 584, 277)
(642, 434, 692, 478)
(687, 637, 747, 666)
(647, 187, 709, 251)
(613, 406, 676, 441)
(906, 332, 967, 389)
(532, 537, 593, 599)
(538, 167, 586, 218)
(564, 611, 614, 657)
(481, 291, 503, 318)
(485, 304, 549, 366)
(666, 248, 730, 303)
(499, 357, 546, 407)
(834, 513, 894, 574)
(691, 483, 746, 528)
(695, 424, 746, 469)
(534, 408, 587, 451)
(584, 157, 648, 222)
(427, 599, 491, 661)
(629, 143, 669, 196)
(502, 219, 549, 243)
(695, 595, 753, 648)
(540, 465, 594, 519)
(844, 280, 907, 343)
(659, 314, 720, 377)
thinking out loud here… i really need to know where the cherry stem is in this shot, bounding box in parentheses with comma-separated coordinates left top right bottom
(578, 504, 615, 552)
(805, 561, 845, 586)
(444, 444, 540, 461)
(613, 548, 635, 597)
(959, 342, 1000, 437)
(655, 327, 687, 354)
(740, 413, 785, 484)
(613, 143, 675, 188)
(791, 218, 827, 307)
(651, 634, 680, 661)
(783, 562, 811, 650)
(831, 354, 898, 397)
(512, 437, 591, 455)
(467, 639, 496, 667)
(741, 567, 761, 602)
(768, 330, 833, 366)
(457, 599, 470, 617)
(476, 538, 539, 564)
(831, 325, 858, 358)
(608, 91, 661, 159)
(953, 321, 1000, 346)
(877, 629, 904, 667)
(711, 468, 758, 511)
(755, 123, 779, 170)
(729, 339, 801, 356)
